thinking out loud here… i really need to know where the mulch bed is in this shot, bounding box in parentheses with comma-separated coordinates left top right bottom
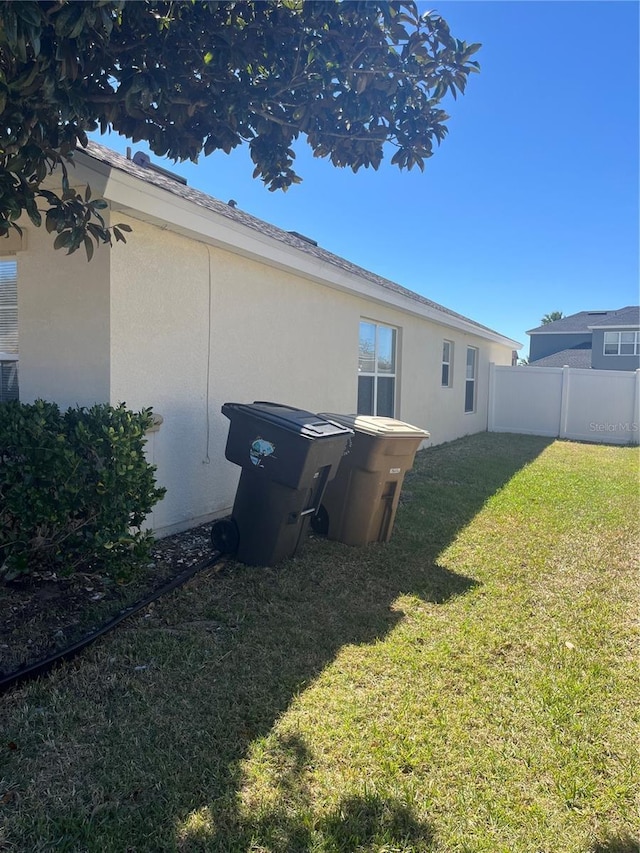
(0, 523, 216, 678)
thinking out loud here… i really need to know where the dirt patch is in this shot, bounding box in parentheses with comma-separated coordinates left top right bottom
(0, 523, 215, 677)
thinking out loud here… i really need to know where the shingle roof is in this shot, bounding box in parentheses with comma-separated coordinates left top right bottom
(81, 140, 514, 343)
(529, 346, 593, 369)
(585, 305, 640, 328)
(527, 306, 640, 335)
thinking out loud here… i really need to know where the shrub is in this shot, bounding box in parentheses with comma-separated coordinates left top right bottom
(0, 400, 166, 580)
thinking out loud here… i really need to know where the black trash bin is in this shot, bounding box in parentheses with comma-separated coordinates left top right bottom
(212, 402, 352, 566)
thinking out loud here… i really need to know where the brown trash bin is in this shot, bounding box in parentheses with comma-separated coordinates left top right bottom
(316, 414, 430, 546)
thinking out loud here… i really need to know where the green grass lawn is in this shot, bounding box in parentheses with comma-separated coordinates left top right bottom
(1, 433, 638, 853)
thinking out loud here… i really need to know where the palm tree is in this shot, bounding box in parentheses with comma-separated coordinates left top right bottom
(541, 311, 564, 325)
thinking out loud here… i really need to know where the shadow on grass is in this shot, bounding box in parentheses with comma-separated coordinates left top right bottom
(243, 792, 435, 853)
(588, 838, 640, 853)
(191, 734, 435, 852)
(4, 432, 553, 850)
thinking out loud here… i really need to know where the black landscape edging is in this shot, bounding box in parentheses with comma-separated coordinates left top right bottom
(0, 551, 223, 695)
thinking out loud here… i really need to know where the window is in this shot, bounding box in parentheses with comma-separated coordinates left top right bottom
(464, 346, 477, 413)
(603, 331, 640, 356)
(0, 259, 18, 402)
(441, 340, 453, 387)
(358, 320, 397, 417)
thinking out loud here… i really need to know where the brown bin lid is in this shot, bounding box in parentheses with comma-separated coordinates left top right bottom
(320, 413, 430, 439)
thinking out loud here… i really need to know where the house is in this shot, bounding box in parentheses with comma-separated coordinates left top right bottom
(0, 141, 519, 537)
(527, 307, 640, 370)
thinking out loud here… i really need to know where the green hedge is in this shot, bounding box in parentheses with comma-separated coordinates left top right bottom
(0, 400, 166, 580)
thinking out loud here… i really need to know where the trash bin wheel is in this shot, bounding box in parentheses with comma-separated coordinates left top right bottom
(310, 504, 329, 536)
(211, 517, 240, 555)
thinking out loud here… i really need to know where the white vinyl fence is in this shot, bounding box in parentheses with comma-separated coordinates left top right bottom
(488, 364, 640, 445)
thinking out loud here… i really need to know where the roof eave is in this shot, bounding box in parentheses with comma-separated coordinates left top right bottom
(73, 149, 521, 349)
(527, 328, 591, 335)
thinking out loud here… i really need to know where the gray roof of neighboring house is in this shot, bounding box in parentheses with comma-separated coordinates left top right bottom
(527, 306, 640, 335)
(81, 140, 513, 343)
(529, 345, 592, 369)
(585, 305, 640, 328)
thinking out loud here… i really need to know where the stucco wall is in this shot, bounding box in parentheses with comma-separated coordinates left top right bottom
(16, 220, 111, 408)
(405, 324, 510, 445)
(109, 216, 357, 534)
(109, 215, 514, 535)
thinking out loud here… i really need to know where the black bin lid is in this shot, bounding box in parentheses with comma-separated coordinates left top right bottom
(222, 401, 353, 440)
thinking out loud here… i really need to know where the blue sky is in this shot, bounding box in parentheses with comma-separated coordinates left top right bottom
(97, 0, 639, 355)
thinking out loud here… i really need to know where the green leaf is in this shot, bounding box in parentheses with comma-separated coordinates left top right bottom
(25, 198, 41, 227)
(53, 231, 71, 250)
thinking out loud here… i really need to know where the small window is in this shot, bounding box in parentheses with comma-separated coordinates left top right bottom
(464, 346, 478, 413)
(358, 320, 397, 417)
(441, 340, 453, 387)
(604, 331, 640, 356)
(0, 259, 18, 402)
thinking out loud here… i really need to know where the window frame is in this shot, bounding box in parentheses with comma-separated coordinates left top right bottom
(464, 346, 478, 414)
(0, 258, 19, 402)
(0, 258, 18, 357)
(441, 339, 454, 388)
(603, 330, 640, 357)
(357, 319, 398, 418)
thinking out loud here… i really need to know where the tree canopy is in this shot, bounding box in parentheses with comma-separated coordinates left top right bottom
(0, 0, 481, 258)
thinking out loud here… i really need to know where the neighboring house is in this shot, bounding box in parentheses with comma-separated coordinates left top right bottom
(527, 307, 640, 370)
(0, 141, 519, 536)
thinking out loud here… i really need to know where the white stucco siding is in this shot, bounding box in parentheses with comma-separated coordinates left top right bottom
(16, 220, 111, 409)
(206, 244, 357, 411)
(109, 214, 514, 535)
(110, 218, 218, 534)
(437, 335, 507, 441)
(109, 215, 359, 534)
